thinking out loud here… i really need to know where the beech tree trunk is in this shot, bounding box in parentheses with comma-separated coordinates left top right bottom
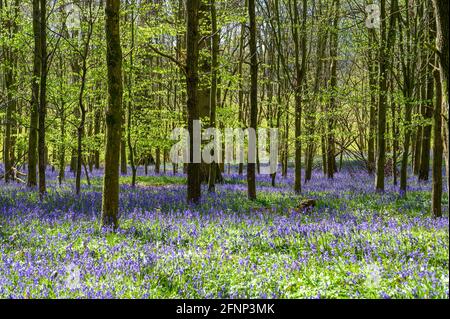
(432, 0, 449, 217)
(327, 0, 339, 180)
(432, 68, 443, 218)
(102, 0, 123, 229)
(38, 0, 47, 197)
(247, 0, 257, 200)
(208, 0, 219, 193)
(27, 0, 40, 187)
(186, 0, 201, 204)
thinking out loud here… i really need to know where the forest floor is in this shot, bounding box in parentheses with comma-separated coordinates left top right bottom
(0, 165, 448, 298)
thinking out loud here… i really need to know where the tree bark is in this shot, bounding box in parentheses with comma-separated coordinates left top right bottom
(102, 0, 123, 229)
(27, 0, 41, 187)
(418, 52, 434, 181)
(186, 0, 201, 204)
(247, 0, 257, 200)
(432, 68, 443, 218)
(127, 0, 137, 187)
(376, 0, 396, 192)
(368, 29, 377, 175)
(208, 0, 219, 193)
(38, 0, 47, 197)
(327, 0, 339, 180)
(432, 0, 449, 202)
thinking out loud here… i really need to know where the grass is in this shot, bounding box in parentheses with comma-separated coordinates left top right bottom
(0, 171, 448, 299)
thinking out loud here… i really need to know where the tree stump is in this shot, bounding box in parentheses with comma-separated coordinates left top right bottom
(297, 199, 316, 212)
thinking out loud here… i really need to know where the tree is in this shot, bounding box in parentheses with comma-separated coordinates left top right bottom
(290, 0, 307, 191)
(2, 0, 19, 183)
(431, 0, 448, 217)
(75, 0, 97, 195)
(432, 0, 449, 201)
(101, 0, 123, 229)
(376, 0, 396, 192)
(326, 0, 339, 180)
(186, 0, 201, 204)
(127, 0, 137, 187)
(247, 0, 257, 200)
(432, 67, 443, 218)
(208, 0, 219, 193)
(38, 0, 47, 197)
(27, 0, 41, 188)
(418, 6, 435, 182)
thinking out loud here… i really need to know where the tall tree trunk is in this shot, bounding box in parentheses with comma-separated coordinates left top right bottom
(59, 109, 65, 185)
(368, 29, 377, 174)
(432, 0, 449, 202)
(418, 53, 434, 181)
(292, 0, 307, 192)
(3, 0, 19, 183)
(375, 0, 388, 192)
(398, 0, 415, 194)
(237, 5, 245, 177)
(102, 0, 123, 229)
(432, 0, 449, 216)
(38, 0, 47, 197)
(306, 0, 326, 182)
(27, 0, 40, 187)
(94, 108, 101, 169)
(76, 63, 88, 195)
(127, 0, 137, 187)
(208, 0, 218, 193)
(247, 0, 257, 200)
(376, 0, 396, 192)
(391, 80, 399, 186)
(327, 0, 339, 180)
(432, 68, 443, 218)
(186, 0, 201, 204)
(76, 5, 94, 195)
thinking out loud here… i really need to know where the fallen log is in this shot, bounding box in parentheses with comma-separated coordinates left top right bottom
(297, 199, 316, 212)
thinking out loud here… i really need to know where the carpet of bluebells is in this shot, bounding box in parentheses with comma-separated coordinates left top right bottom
(0, 164, 448, 299)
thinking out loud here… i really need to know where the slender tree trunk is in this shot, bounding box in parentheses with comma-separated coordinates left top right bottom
(375, 0, 388, 192)
(3, 0, 19, 183)
(208, 0, 218, 193)
(368, 29, 377, 174)
(398, 0, 414, 194)
(27, 0, 40, 187)
(186, 0, 201, 204)
(419, 54, 434, 181)
(237, 6, 245, 177)
(432, 68, 443, 218)
(327, 0, 339, 180)
(127, 0, 137, 187)
(76, 65, 88, 195)
(94, 108, 100, 169)
(59, 111, 65, 185)
(38, 0, 47, 197)
(247, 0, 257, 200)
(306, 0, 326, 182)
(376, 0, 396, 192)
(101, 0, 123, 229)
(391, 83, 399, 186)
(292, 0, 307, 192)
(432, 0, 449, 202)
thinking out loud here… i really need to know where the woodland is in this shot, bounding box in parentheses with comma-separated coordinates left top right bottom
(0, 0, 448, 298)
